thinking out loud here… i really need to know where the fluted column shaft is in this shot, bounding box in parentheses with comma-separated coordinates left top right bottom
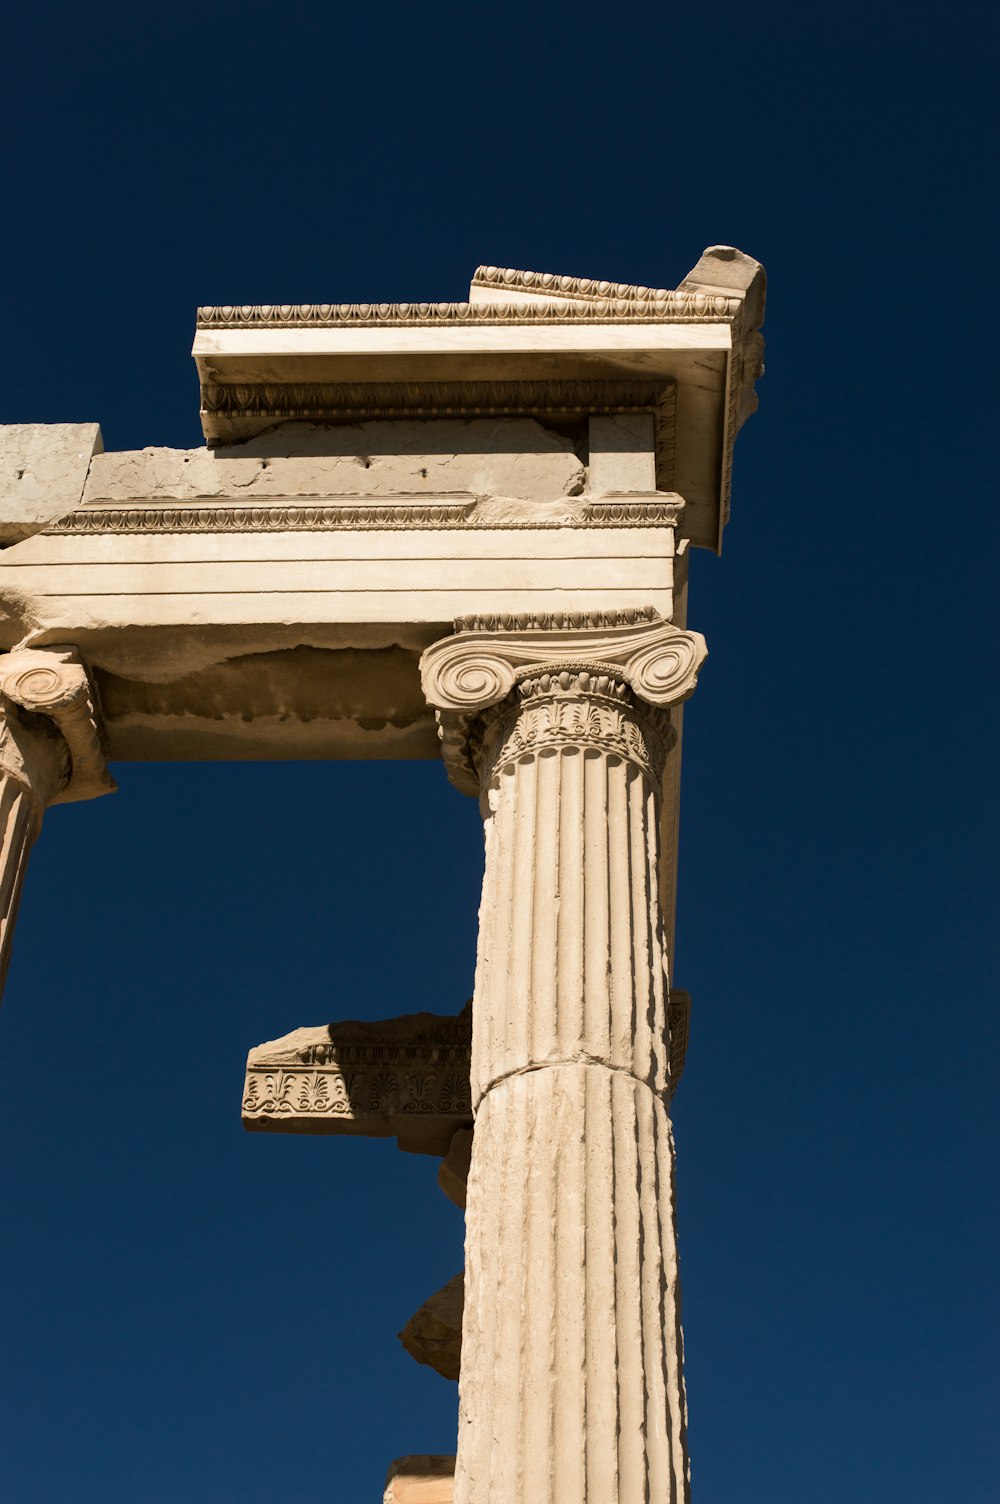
(460, 668, 688, 1504)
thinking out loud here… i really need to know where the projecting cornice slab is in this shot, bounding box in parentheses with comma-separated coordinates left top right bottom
(194, 246, 765, 552)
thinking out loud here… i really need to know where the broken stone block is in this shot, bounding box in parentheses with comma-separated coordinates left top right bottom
(0, 423, 102, 545)
(398, 1272, 463, 1381)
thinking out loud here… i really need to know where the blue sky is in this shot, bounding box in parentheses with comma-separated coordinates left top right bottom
(1, 2, 996, 1501)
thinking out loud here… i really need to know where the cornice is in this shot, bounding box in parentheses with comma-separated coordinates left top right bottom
(420, 615, 707, 796)
(0, 647, 115, 805)
(196, 292, 741, 330)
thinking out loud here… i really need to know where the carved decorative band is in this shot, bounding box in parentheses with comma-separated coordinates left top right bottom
(0, 648, 115, 806)
(200, 377, 673, 417)
(474, 676, 674, 786)
(51, 499, 682, 536)
(51, 502, 471, 535)
(197, 294, 739, 329)
(584, 499, 681, 526)
(454, 607, 659, 633)
(243, 1063, 473, 1121)
(471, 266, 676, 304)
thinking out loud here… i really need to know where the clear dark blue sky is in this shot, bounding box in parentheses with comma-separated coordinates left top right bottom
(1, 3, 996, 1501)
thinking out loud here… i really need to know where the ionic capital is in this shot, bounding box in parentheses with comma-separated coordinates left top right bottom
(419, 608, 707, 794)
(0, 646, 115, 805)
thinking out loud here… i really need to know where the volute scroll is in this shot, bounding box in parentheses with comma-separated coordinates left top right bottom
(0, 647, 116, 805)
(420, 611, 708, 795)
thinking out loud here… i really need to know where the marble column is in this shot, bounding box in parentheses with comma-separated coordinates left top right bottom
(0, 647, 115, 997)
(421, 612, 707, 1504)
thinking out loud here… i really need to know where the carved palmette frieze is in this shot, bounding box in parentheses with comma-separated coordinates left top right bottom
(473, 671, 674, 788)
(242, 1008, 473, 1155)
(242, 1063, 472, 1120)
(420, 615, 706, 796)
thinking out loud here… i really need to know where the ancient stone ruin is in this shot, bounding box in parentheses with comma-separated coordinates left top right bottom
(0, 247, 765, 1504)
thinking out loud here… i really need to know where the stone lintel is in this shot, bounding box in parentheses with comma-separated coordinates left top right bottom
(242, 1008, 472, 1157)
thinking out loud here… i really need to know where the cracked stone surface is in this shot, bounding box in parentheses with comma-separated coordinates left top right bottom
(81, 419, 585, 505)
(0, 423, 102, 545)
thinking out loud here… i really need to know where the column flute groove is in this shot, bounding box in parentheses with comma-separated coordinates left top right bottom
(421, 615, 707, 1504)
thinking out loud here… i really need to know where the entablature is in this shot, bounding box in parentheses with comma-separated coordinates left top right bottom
(194, 245, 764, 553)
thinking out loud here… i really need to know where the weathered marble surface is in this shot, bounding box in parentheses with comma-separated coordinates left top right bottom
(437, 1127, 473, 1210)
(81, 419, 586, 504)
(422, 618, 699, 1504)
(0, 251, 766, 1502)
(243, 1008, 472, 1156)
(194, 246, 765, 550)
(399, 1272, 464, 1382)
(0, 423, 102, 545)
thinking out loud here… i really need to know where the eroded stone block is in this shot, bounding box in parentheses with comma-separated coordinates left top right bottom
(399, 1272, 463, 1381)
(81, 419, 584, 506)
(437, 1127, 472, 1209)
(242, 1007, 472, 1156)
(0, 423, 102, 545)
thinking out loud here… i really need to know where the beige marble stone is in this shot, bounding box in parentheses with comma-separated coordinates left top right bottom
(194, 249, 765, 550)
(422, 617, 698, 1504)
(588, 413, 657, 495)
(437, 1128, 473, 1210)
(384, 1457, 454, 1504)
(0, 423, 102, 546)
(0, 250, 767, 1496)
(399, 1272, 464, 1381)
(81, 419, 585, 505)
(243, 1008, 471, 1156)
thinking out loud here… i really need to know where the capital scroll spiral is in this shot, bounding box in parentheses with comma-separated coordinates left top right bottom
(420, 614, 707, 797)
